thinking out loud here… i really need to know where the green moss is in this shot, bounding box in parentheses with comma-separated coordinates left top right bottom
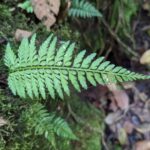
(60, 96, 105, 150)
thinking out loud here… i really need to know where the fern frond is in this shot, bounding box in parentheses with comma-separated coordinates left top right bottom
(69, 0, 102, 18)
(22, 103, 76, 143)
(5, 34, 150, 99)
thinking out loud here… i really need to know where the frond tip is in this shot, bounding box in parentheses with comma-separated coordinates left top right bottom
(4, 34, 150, 99)
(68, 0, 102, 18)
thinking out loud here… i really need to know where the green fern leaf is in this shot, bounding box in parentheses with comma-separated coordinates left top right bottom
(81, 53, 96, 68)
(5, 34, 150, 99)
(69, 71, 81, 92)
(38, 34, 53, 64)
(22, 103, 76, 143)
(90, 57, 105, 69)
(46, 36, 57, 65)
(73, 50, 86, 67)
(69, 0, 102, 18)
(55, 41, 70, 66)
(63, 43, 75, 66)
(4, 43, 17, 68)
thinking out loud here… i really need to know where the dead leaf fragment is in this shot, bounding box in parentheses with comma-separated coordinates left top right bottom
(0, 117, 7, 127)
(140, 50, 150, 65)
(135, 122, 150, 133)
(118, 128, 128, 145)
(108, 84, 129, 111)
(31, 0, 60, 29)
(105, 111, 122, 125)
(15, 29, 32, 41)
(135, 141, 150, 150)
(143, 1, 150, 11)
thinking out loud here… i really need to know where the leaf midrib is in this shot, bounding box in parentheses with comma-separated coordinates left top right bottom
(10, 65, 136, 78)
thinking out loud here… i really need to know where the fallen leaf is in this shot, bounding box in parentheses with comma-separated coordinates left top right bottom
(109, 96, 118, 111)
(135, 141, 150, 150)
(105, 111, 122, 125)
(15, 29, 32, 41)
(135, 122, 150, 133)
(118, 127, 128, 145)
(0, 117, 7, 127)
(140, 50, 150, 65)
(143, 1, 150, 11)
(31, 0, 60, 29)
(108, 84, 129, 111)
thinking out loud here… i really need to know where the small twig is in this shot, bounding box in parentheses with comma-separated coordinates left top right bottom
(101, 18, 139, 57)
(101, 132, 110, 150)
(105, 45, 112, 59)
(142, 25, 150, 31)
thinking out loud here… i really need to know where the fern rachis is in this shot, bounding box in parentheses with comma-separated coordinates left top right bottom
(4, 34, 150, 99)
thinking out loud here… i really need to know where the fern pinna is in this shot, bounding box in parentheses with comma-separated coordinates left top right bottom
(4, 34, 149, 99)
(69, 0, 102, 18)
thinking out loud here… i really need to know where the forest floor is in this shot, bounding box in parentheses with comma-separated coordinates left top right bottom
(0, 0, 150, 150)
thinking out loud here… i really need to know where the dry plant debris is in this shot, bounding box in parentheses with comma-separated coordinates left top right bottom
(0, 117, 7, 127)
(31, 0, 60, 29)
(135, 140, 150, 150)
(140, 50, 150, 65)
(107, 84, 129, 111)
(15, 29, 32, 41)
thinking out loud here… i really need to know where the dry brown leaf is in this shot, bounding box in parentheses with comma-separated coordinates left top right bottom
(143, 1, 150, 11)
(105, 111, 122, 125)
(31, 0, 60, 29)
(140, 50, 150, 65)
(109, 96, 118, 111)
(135, 141, 150, 150)
(15, 29, 32, 41)
(108, 84, 129, 111)
(0, 117, 7, 127)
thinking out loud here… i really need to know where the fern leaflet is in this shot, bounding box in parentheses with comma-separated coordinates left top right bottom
(4, 34, 150, 99)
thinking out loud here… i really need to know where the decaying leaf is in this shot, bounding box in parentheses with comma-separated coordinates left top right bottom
(0, 117, 7, 127)
(135, 141, 150, 150)
(135, 122, 150, 133)
(108, 84, 129, 111)
(15, 29, 32, 41)
(143, 0, 150, 11)
(31, 0, 60, 29)
(140, 50, 150, 65)
(118, 127, 128, 145)
(105, 111, 122, 125)
(123, 121, 134, 134)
